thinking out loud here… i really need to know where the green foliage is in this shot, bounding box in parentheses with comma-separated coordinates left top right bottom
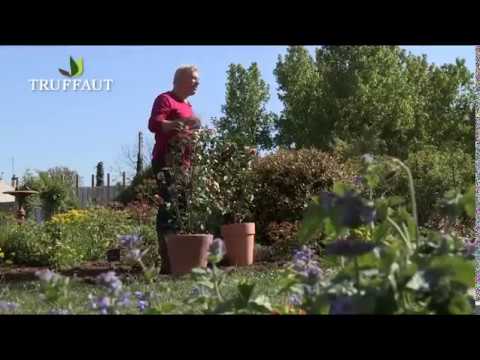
(22, 167, 80, 220)
(208, 139, 258, 224)
(167, 129, 222, 234)
(252, 148, 358, 243)
(96, 162, 105, 187)
(274, 46, 474, 158)
(213, 63, 276, 150)
(1, 208, 138, 270)
(366, 146, 474, 224)
(116, 166, 158, 205)
(291, 156, 474, 314)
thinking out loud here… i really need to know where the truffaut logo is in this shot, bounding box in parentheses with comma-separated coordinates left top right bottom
(28, 56, 113, 92)
(58, 56, 84, 78)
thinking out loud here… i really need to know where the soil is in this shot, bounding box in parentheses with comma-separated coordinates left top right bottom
(0, 261, 142, 283)
(0, 260, 285, 283)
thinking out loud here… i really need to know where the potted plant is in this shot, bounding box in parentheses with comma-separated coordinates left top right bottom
(163, 129, 218, 275)
(213, 141, 258, 266)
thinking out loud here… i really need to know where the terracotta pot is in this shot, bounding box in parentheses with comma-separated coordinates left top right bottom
(221, 223, 255, 266)
(166, 234, 213, 275)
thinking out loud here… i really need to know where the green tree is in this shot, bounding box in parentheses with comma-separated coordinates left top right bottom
(273, 46, 322, 149)
(96, 162, 105, 187)
(273, 46, 474, 159)
(214, 63, 275, 149)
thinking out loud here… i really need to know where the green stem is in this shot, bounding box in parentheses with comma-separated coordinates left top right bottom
(354, 257, 360, 288)
(390, 158, 419, 245)
(211, 265, 223, 302)
(387, 216, 412, 254)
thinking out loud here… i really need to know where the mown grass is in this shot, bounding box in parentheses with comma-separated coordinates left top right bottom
(0, 265, 289, 315)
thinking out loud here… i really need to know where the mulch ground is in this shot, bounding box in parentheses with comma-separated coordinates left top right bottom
(0, 261, 142, 283)
(0, 260, 285, 283)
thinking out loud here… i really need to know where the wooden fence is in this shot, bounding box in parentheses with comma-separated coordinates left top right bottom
(74, 172, 127, 208)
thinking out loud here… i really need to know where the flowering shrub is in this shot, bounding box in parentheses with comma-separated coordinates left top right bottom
(166, 128, 225, 234)
(50, 209, 89, 225)
(1, 207, 139, 269)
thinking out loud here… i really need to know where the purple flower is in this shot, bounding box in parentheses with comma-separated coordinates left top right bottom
(306, 266, 323, 282)
(325, 238, 375, 257)
(293, 246, 314, 263)
(320, 191, 376, 228)
(354, 176, 364, 186)
(329, 296, 357, 315)
(336, 192, 376, 228)
(0, 301, 18, 312)
(134, 291, 145, 300)
(464, 239, 477, 256)
(292, 246, 323, 282)
(89, 295, 112, 315)
(138, 300, 149, 312)
(117, 292, 132, 308)
(118, 234, 142, 249)
(209, 238, 226, 258)
(289, 294, 303, 307)
(96, 272, 122, 294)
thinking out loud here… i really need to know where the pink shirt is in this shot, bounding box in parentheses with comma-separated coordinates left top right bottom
(148, 91, 194, 166)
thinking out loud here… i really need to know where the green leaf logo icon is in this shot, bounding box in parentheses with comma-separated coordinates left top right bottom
(58, 56, 84, 77)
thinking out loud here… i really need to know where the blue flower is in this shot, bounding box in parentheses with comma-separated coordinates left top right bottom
(89, 294, 112, 315)
(289, 294, 303, 307)
(138, 300, 149, 312)
(209, 238, 226, 258)
(325, 238, 375, 257)
(117, 292, 132, 308)
(320, 191, 376, 228)
(0, 301, 18, 312)
(134, 291, 145, 300)
(329, 296, 357, 315)
(96, 272, 122, 294)
(118, 234, 142, 249)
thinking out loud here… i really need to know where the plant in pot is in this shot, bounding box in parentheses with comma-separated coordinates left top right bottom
(213, 140, 258, 266)
(163, 128, 219, 275)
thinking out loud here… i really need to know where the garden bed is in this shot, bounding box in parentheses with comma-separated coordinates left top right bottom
(0, 260, 284, 283)
(0, 261, 141, 282)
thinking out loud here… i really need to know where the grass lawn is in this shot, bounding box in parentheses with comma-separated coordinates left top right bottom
(0, 265, 290, 314)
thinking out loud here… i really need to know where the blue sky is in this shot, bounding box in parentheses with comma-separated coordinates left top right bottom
(0, 46, 475, 185)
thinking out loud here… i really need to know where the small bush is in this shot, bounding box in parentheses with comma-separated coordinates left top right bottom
(1, 207, 140, 269)
(116, 167, 158, 205)
(377, 146, 474, 224)
(252, 149, 358, 243)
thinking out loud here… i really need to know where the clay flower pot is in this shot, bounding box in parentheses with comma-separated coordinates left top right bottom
(221, 223, 255, 266)
(166, 234, 213, 275)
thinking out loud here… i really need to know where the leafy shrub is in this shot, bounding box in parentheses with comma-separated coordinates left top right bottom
(252, 149, 358, 243)
(367, 146, 474, 224)
(289, 156, 475, 314)
(1, 207, 139, 269)
(116, 167, 158, 206)
(21, 169, 80, 220)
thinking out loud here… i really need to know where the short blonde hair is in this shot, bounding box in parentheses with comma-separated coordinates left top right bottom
(173, 65, 199, 84)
